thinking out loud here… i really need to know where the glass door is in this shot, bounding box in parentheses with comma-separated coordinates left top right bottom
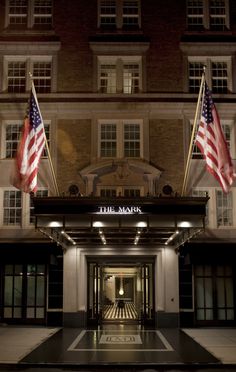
(141, 263, 154, 324)
(87, 261, 155, 325)
(88, 263, 101, 324)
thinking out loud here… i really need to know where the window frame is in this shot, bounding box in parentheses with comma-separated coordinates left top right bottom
(190, 119, 235, 160)
(98, 0, 141, 29)
(5, 0, 53, 29)
(2, 120, 51, 159)
(98, 119, 143, 159)
(216, 189, 233, 227)
(188, 56, 232, 93)
(97, 55, 142, 94)
(186, 0, 230, 31)
(3, 55, 53, 93)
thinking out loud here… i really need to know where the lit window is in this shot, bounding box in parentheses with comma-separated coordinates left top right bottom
(98, 56, 141, 93)
(3, 190, 22, 225)
(186, 0, 229, 31)
(99, 120, 142, 158)
(188, 58, 231, 93)
(100, 64, 116, 93)
(216, 190, 233, 227)
(123, 64, 140, 93)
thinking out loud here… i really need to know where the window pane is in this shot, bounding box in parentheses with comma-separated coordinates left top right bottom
(188, 62, 204, 93)
(6, 124, 22, 158)
(123, 64, 140, 93)
(33, 62, 51, 93)
(34, 0, 52, 25)
(100, 124, 117, 157)
(192, 189, 209, 225)
(100, 64, 116, 93)
(100, 0, 116, 26)
(123, 1, 139, 26)
(9, 0, 27, 25)
(210, 0, 227, 30)
(100, 189, 117, 197)
(211, 62, 228, 93)
(30, 189, 48, 224)
(3, 190, 22, 225)
(36, 276, 45, 306)
(7, 61, 26, 93)
(4, 277, 13, 306)
(216, 190, 233, 226)
(124, 124, 140, 157)
(187, 0, 204, 30)
(27, 276, 35, 306)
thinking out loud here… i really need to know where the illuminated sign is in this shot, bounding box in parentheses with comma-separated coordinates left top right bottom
(97, 206, 142, 214)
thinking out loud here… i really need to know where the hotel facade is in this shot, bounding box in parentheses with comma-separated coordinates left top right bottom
(0, 0, 236, 328)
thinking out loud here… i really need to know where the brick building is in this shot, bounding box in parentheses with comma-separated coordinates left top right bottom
(0, 0, 235, 328)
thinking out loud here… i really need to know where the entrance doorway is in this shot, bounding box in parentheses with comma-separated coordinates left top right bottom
(87, 259, 154, 326)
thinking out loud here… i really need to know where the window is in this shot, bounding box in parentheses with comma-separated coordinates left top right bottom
(186, 0, 229, 31)
(188, 57, 231, 93)
(5, 57, 52, 93)
(192, 189, 209, 225)
(99, 120, 142, 158)
(5, 123, 22, 158)
(100, 64, 116, 93)
(195, 264, 234, 322)
(98, 56, 141, 93)
(30, 189, 48, 224)
(3, 263, 47, 320)
(4, 122, 50, 158)
(191, 121, 233, 159)
(6, 0, 52, 28)
(99, 187, 141, 197)
(187, 0, 204, 30)
(33, 0, 52, 26)
(98, 0, 140, 29)
(216, 190, 233, 227)
(3, 190, 22, 225)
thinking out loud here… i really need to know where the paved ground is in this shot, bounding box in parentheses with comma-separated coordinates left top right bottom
(0, 325, 236, 371)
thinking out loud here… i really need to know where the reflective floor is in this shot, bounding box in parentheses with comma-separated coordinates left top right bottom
(20, 324, 220, 367)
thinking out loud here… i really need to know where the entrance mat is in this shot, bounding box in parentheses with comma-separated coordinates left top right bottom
(20, 327, 220, 366)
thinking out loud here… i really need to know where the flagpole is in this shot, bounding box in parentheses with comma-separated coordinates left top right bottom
(29, 73, 60, 196)
(181, 67, 206, 196)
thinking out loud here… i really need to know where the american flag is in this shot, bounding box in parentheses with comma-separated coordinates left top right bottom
(12, 83, 46, 193)
(195, 82, 236, 193)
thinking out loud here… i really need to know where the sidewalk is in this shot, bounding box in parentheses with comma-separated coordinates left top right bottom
(0, 325, 236, 367)
(183, 328, 236, 365)
(0, 325, 59, 364)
